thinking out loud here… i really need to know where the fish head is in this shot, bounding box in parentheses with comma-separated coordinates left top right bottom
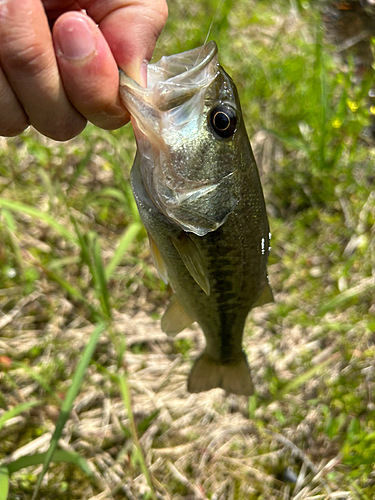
(120, 41, 247, 236)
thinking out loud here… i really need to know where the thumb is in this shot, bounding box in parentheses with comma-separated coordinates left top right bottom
(81, 0, 168, 85)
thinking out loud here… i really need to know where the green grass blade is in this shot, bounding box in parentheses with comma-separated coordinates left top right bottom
(67, 147, 94, 191)
(265, 128, 309, 154)
(319, 277, 375, 314)
(40, 263, 102, 321)
(0, 198, 76, 243)
(70, 216, 91, 267)
(0, 393, 7, 411)
(349, 479, 371, 500)
(47, 256, 80, 271)
(12, 362, 58, 400)
(119, 375, 157, 500)
(0, 401, 41, 432)
(6, 450, 92, 477)
(71, 217, 111, 318)
(105, 222, 142, 281)
(93, 238, 111, 319)
(123, 183, 141, 221)
(269, 355, 338, 403)
(96, 187, 128, 204)
(0, 466, 9, 500)
(1, 208, 16, 232)
(31, 322, 106, 500)
(315, 22, 328, 170)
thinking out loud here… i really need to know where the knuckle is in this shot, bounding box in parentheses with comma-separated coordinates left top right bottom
(3, 39, 54, 76)
(159, 0, 169, 24)
(148, 0, 168, 33)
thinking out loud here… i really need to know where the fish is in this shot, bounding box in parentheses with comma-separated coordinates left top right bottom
(119, 41, 272, 396)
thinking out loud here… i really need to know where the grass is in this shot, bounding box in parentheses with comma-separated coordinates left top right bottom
(0, 0, 374, 498)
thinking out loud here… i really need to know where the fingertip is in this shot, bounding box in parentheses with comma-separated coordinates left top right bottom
(1, 124, 29, 138)
(53, 12, 129, 130)
(42, 115, 87, 141)
(53, 12, 97, 64)
(99, 0, 168, 85)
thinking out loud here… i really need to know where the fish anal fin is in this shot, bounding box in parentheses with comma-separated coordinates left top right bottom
(188, 351, 253, 396)
(148, 233, 168, 284)
(161, 294, 194, 336)
(172, 233, 210, 295)
(253, 282, 274, 308)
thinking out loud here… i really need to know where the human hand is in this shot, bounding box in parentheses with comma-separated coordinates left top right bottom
(0, 0, 168, 140)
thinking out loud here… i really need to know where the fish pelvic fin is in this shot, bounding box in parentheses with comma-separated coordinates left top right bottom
(161, 294, 194, 336)
(187, 351, 254, 396)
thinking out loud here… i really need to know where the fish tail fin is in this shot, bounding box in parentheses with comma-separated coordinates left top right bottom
(187, 351, 253, 396)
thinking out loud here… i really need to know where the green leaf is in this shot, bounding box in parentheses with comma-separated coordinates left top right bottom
(6, 450, 92, 477)
(97, 187, 128, 204)
(42, 265, 102, 321)
(93, 238, 111, 319)
(0, 198, 76, 243)
(12, 362, 58, 400)
(269, 355, 338, 403)
(0, 466, 9, 500)
(105, 222, 142, 281)
(67, 147, 94, 191)
(320, 277, 375, 314)
(31, 322, 106, 500)
(119, 375, 157, 500)
(0, 401, 41, 432)
(265, 128, 309, 153)
(1, 209, 16, 232)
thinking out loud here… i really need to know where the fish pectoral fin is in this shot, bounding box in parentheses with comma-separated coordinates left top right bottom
(253, 282, 274, 307)
(148, 233, 168, 284)
(161, 294, 194, 336)
(187, 351, 253, 396)
(171, 233, 210, 295)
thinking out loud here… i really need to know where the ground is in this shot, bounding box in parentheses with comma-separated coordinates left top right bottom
(0, 1, 374, 499)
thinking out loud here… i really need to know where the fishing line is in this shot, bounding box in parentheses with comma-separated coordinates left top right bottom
(204, 0, 226, 45)
(194, 0, 227, 65)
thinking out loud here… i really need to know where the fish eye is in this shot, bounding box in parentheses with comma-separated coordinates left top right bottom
(209, 105, 237, 139)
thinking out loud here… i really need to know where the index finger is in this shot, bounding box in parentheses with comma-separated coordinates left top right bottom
(52, 0, 168, 131)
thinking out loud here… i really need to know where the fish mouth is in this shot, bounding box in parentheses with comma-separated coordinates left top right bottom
(147, 41, 218, 110)
(119, 42, 238, 237)
(119, 41, 219, 118)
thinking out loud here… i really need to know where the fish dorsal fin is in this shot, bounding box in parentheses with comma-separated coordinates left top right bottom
(172, 233, 210, 295)
(161, 293, 194, 335)
(148, 233, 168, 284)
(253, 282, 274, 307)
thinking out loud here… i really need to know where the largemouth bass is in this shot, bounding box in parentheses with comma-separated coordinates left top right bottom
(120, 42, 272, 396)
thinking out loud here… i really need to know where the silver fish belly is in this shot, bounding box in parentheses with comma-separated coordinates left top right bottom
(120, 42, 272, 396)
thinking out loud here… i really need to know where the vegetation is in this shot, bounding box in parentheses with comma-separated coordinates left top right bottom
(0, 0, 374, 498)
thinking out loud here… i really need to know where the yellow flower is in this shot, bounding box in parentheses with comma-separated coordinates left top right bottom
(347, 100, 358, 112)
(332, 119, 342, 128)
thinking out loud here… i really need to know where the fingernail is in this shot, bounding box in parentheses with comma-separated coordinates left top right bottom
(55, 16, 96, 61)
